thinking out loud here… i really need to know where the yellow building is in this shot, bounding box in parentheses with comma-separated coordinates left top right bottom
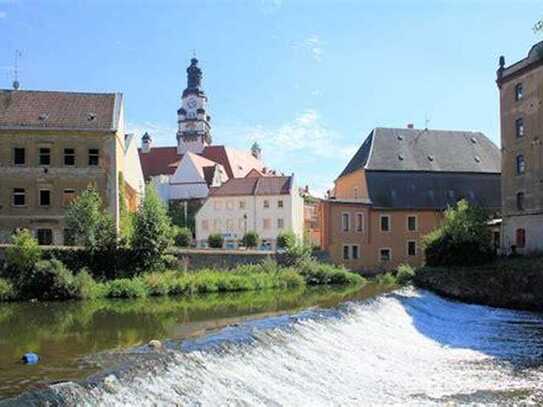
(0, 88, 144, 245)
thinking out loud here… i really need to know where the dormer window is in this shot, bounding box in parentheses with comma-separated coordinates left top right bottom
(38, 113, 48, 121)
(515, 83, 523, 101)
(427, 155, 434, 162)
(87, 113, 96, 122)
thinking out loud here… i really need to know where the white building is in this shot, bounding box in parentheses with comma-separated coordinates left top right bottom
(195, 174, 304, 249)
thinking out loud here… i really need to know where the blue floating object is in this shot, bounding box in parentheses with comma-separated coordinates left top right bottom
(22, 352, 39, 365)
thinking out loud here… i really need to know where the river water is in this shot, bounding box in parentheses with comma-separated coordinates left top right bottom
(2, 285, 543, 405)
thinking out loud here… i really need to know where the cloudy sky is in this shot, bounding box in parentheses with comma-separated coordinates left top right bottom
(0, 0, 541, 196)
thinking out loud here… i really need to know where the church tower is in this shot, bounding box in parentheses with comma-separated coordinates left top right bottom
(177, 58, 212, 154)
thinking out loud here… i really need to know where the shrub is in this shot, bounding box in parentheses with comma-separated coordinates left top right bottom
(144, 271, 176, 296)
(173, 226, 193, 248)
(73, 269, 100, 299)
(0, 278, 15, 301)
(277, 242, 312, 267)
(241, 231, 259, 248)
(396, 264, 415, 285)
(4, 229, 42, 281)
(106, 278, 148, 298)
(132, 184, 174, 272)
(208, 233, 224, 249)
(297, 258, 364, 286)
(423, 200, 495, 267)
(376, 272, 397, 285)
(25, 260, 78, 300)
(277, 230, 297, 250)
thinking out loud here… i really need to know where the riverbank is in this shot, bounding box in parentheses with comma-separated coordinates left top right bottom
(414, 256, 543, 311)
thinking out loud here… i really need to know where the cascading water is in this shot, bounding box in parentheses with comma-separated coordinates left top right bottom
(5, 288, 543, 406)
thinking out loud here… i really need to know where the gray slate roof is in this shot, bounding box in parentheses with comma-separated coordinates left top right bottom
(364, 171, 501, 210)
(339, 127, 500, 178)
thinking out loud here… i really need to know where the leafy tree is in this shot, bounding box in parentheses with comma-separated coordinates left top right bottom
(277, 230, 297, 249)
(173, 226, 193, 248)
(132, 184, 174, 271)
(423, 200, 494, 266)
(64, 185, 116, 251)
(208, 233, 224, 249)
(4, 229, 42, 285)
(242, 231, 259, 248)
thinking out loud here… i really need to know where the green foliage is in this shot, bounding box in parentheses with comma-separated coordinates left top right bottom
(173, 226, 193, 248)
(4, 230, 42, 284)
(376, 272, 397, 285)
(105, 278, 148, 298)
(423, 200, 495, 267)
(297, 258, 364, 286)
(64, 185, 117, 251)
(277, 230, 297, 249)
(0, 278, 15, 301)
(277, 242, 312, 267)
(118, 172, 134, 244)
(241, 231, 259, 248)
(21, 260, 77, 300)
(132, 184, 174, 272)
(208, 233, 224, 249)
(168, 200, 202, 230)
(396, 264, 415, 285)
(73, 269, 101, 300)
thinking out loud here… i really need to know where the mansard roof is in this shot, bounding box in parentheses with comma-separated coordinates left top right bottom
(0, 89, 122, 131)
(209, 175, 293, 197)
(339, 127, 500, 179)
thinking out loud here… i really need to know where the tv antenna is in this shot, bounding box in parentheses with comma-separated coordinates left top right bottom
(424, 113, 431, 130)
(12, 50, 22, 90)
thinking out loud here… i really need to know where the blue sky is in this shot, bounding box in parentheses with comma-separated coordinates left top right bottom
(0, 0, 541, 196)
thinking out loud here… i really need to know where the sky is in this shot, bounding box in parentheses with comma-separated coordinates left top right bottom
(0, 0, 541, 196)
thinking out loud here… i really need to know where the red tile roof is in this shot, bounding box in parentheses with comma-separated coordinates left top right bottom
(0, 89, 121, 130)
(139, 147, 180, 179)
(210, 176, 293, 197)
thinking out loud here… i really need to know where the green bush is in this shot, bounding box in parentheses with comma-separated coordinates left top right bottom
(376, 272, 397, 285)
(277, 242, 312, 267)
(25, 260, 78, 300)
(241, 231, 259, 248)
(423, 200, 495, 267)
(106, 278, 148, 298)
(277, 230, 297, 249)
(4, 229, 42, 284)
(173, 226, 193, 248)
(73, 269, 100, 299)
(396, 264, 415, 285)
(208, 233, 224, 249)
(297, 258, 364, 286)
(0, 278, 15, 301)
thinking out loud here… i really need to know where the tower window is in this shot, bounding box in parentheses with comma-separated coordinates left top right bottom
(516, 118, 525, 138)
(64, 148, 75, 166)
(515, 83, 523, 101)
(516, 154, 526, 175)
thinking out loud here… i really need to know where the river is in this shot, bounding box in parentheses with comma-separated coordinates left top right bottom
(1, 285, 543, 405)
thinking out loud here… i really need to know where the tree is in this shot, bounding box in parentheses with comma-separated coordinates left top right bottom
(242, 231, 259, 248)
(64, 185, 116, 251)
(132, 184, 173, 271)
(277, 230, 297, 250)
(4, 229, 42, 285)
(423, 200, 495, 267)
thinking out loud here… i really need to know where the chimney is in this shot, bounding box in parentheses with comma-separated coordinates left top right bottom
(141, 132, 152, 153)
(407, 123, 414, 129)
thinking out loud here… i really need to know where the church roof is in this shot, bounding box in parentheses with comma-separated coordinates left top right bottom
(339, 127, 500, 179)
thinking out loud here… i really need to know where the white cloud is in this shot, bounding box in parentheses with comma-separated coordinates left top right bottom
(291, 35, 324, 62)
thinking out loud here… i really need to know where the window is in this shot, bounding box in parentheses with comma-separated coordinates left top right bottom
(239, 201, 246, 209)
(278, 200, 284, 208)
(39, 148, 51, 166)
(88, 148, 99, 166)
(516, 154, 526, 175)
(13, 188, 25, 206)
(407, 215, 417, 232)
(342, 213, 350, 232)
(263, 218, 271, 230)
(515, 83, 523, 101)
(408, 241, 417, 256)
(202, 220, 209, 232)
(343, 245, 350, 260)
(63, 189, 76, 207)
(516, 118, 524, 138)
(277, 218, 284, 229)
(356, 213, 364, 232)
(516, 228, 526, 249)
(517, 192, 525, 211)
(352, 245, 359, 260)
(380, 215, 390, 232)
(37, 229, 53, 246)
(13, 148, 25, 165)
(39, 190, 51, 207)
(379, 248, 391, 262)
(64, 148, 75, 166)
(263, 200, 270, 209)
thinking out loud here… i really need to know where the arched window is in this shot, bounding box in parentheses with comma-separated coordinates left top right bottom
(516, 228, 526, 248)
(516, 155, 526, 175)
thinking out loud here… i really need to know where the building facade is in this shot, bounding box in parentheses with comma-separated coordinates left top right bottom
(321, 127, 501, 272)
(497, 42, 543, 254)
(195, 175, 304, 249)
(0, 89, 144, 245)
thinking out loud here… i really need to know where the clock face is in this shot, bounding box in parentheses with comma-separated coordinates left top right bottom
(187, 97, 198, 109)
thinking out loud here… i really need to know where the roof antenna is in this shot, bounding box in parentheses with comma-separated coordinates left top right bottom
(12, 50, 22, 90)
(424, 113, 431, 131)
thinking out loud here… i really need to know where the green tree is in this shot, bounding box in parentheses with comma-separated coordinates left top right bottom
(423, 200, 494, 266)
(4, 229, 42, 285)
(132, 184, 174, 271)
(64, 185, 116, 251)
(277, 230, 297, 249)
(242, 231, 259, 248)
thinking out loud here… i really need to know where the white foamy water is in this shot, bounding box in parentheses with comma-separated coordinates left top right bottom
(50, 289, 543, 405)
